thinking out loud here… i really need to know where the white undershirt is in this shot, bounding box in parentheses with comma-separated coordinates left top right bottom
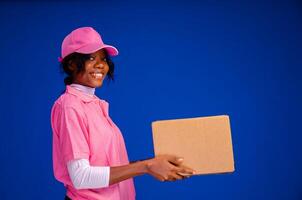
(67, 159, 110, 189)
(67, 84, 110, 189)
(70, 83, 95, 96)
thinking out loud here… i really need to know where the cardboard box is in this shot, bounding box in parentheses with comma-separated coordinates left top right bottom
(152, 115, 235, 175)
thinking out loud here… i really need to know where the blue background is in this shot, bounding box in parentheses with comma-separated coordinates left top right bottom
(0, 0, 301, 199)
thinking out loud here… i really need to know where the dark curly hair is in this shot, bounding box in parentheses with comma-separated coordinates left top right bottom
(60, 50, 115, 85)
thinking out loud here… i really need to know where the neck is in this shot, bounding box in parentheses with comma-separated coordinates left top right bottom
(70, 83, 95, 96)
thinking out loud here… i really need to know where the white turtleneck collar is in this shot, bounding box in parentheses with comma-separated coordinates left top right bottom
(70, 83, 95, 96)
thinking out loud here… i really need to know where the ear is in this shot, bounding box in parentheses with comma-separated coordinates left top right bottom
(68, 61, 77, 72)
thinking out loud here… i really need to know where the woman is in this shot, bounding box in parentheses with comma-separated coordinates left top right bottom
(51, 27, 194, 200)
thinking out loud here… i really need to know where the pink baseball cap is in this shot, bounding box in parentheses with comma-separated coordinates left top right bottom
(59, 27, 118, 61)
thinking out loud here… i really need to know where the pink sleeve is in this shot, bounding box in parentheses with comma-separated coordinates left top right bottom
(54, 105, 90, 164)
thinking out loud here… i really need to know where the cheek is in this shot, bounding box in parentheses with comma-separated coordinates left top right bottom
(75, 72, 86, 82)
(85, 62, 94, 70)
(75, 66, 90, 80)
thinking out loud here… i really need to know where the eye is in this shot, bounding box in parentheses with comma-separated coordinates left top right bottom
(102, 58, 107, 62)
(89, 56, 95, 61)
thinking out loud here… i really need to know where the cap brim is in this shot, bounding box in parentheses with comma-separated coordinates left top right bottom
(76, 43, 119, 56)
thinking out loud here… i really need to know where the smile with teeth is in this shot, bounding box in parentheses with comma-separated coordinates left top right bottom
(90, 72, 104, 79)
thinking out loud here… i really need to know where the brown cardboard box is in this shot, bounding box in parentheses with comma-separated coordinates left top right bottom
(152, 115, 235, 175)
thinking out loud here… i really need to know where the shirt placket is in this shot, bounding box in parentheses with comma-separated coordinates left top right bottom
(98, 101, 123, 164)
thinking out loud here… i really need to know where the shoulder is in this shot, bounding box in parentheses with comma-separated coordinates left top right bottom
(51, 92, 86, 117)
(54, 92, 85, 108)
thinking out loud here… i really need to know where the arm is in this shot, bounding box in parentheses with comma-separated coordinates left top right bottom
(67, 155, 195, 189)
(109, 155, 195, 185)
(67, 159, 110, 189)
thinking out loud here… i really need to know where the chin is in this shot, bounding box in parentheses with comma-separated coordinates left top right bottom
(84, 78, 104, 88)
(93, 81, 104, 88)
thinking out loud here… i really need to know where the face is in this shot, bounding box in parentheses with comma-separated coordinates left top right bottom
(72, 49, 109, 88)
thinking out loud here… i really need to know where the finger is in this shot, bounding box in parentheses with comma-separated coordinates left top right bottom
(168, 173, 184, 181)
(173, 165, 195, 175)
(177, 172, 193, 177)
(181, 174, 191, 178)
(181, 165, 196, 174)
(167, 156, 184, 166)
(150, 171, 166, 182)
(177, 173, 191, 179)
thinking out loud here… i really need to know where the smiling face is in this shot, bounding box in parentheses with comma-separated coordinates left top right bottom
(71, 49, 109, 88)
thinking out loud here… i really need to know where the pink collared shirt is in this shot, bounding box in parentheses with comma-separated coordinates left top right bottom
(51, 85, 135, 200)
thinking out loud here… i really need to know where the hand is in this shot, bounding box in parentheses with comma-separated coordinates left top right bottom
(145, 155, 195, 182)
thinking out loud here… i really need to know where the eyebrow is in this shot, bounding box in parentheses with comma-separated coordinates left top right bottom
(91, 53, 106, 58)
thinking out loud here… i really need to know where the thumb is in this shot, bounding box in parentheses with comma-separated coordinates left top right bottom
(168, 156, 184, 165)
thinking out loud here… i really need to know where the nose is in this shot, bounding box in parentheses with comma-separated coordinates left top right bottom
(95, 63, 104, 69)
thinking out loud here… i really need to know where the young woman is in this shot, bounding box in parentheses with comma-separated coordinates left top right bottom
(51, 27, 194, 200)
